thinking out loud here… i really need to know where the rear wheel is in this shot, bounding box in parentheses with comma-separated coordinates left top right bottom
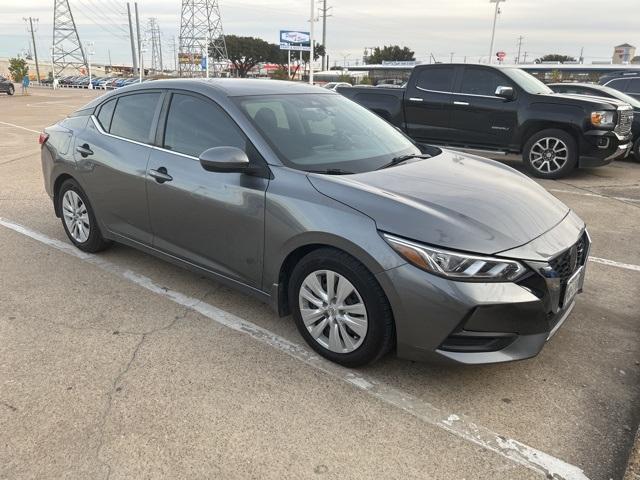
(523, 129, 578, 179)
(288, 248, 394, 367)
(57, 179, 111, 253)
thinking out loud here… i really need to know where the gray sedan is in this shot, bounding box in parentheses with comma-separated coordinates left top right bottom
(40, 79, 589, 366)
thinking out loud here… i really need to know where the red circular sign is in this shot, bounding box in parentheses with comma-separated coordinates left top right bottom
(496, 51, 506, 60)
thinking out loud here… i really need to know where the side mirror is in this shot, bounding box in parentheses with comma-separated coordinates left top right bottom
(199, 146, 256, 174)
(495, 85, 515, 101)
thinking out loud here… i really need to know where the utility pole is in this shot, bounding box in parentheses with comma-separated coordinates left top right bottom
(126, 3, 138, 76)
(579, 46, 584, 64)
(318, 0, 332, 71)
(309, 0, 315, 84)
(488, 0, 505, 64)
(172, 36, 177, 73)
(522, 51, 528, 64)
(86, 41, 94, 89)
(135, 3, 142, 76)
(516, 35, 523, 64)
(24, 17, 41, 84)
(450, 52, 454, 63)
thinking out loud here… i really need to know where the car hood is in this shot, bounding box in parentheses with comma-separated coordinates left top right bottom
(307, 150, 570, 255)
(544, 92, 627, 110)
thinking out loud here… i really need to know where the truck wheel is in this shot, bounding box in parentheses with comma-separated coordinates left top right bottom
(7, 85, 14, 96)
(523, 129, 578, 179)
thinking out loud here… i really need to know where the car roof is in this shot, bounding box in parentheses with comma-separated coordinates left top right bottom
(78, 78, 332, 112)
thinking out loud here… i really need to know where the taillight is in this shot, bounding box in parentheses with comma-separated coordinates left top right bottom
(38, 132, 49, 145)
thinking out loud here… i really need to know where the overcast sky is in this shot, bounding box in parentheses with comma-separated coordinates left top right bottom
(0, 0, 637, 68)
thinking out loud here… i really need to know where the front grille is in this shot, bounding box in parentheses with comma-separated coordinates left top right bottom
(615, 108, 633, 136)
(548, 232, 589, 283)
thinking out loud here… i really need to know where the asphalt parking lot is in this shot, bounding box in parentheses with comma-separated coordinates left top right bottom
(0, 87, 638, 480)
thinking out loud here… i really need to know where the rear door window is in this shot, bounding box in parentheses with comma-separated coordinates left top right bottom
(110, 92, 162, 143)
(415, 67, 455, 92)
(459, 68, 509, 96)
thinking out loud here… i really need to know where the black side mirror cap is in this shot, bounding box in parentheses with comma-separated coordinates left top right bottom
(199, 146, 259, 174)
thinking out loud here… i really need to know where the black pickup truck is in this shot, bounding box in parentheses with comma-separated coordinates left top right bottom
(338, 64, 634, 178)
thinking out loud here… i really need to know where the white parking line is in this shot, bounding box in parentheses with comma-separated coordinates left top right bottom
(0, 217, 589, 480)
(0, 121, 41, 134)
(589, 256, 640, 272)
(548, 188, 640, 204)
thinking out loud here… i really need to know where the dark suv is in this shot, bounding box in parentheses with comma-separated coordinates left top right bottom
(0, 76, 15, 95)
(599, 72, 640, 101)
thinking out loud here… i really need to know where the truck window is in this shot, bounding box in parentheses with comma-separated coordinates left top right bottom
(626, 78, 640, 94)
(460, 68, 509, 97)
(415, 67, 454, 92)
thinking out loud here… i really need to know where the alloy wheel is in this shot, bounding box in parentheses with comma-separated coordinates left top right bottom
(62, 190, 90, 243)
(298, 269, 368, 354)
(529, 137, 569, 174)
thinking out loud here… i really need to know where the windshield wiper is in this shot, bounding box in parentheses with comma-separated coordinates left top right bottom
(376, 154, 431, 170)
(305, 168, 354, 175)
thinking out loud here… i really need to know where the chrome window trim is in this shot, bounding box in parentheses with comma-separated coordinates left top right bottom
(91, 114, 200, 160)
(415, 86, 452, 95)
(453, 91, 504, 100)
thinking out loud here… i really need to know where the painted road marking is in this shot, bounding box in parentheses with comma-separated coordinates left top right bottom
(589, 256, 640, 272)
(548, 188, 640, 204)
(0, 217, 590, 480)
(0, 121, 41, 134)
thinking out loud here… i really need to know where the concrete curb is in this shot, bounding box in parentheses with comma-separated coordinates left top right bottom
(625, 428, 640, 480)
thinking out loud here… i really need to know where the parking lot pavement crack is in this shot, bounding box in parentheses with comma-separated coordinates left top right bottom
(94, 305, 193, 480)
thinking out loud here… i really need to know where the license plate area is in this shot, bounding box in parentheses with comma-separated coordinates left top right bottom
(563, 266, 584, 307)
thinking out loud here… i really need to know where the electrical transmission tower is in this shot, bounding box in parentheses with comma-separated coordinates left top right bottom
(52, 0, 88, 77)
(178, 0, 227, 77)
(147, 18, 163, 74)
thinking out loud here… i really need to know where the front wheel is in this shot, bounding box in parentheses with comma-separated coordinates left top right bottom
(288, 248, 394, 367)
(7, 85, 14, 96)
(523, 129, 578, 179)
(633, 138, 640, 162)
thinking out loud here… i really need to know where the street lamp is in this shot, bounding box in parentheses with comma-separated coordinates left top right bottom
(309, 0, 315, 85)
(488, 0, 505, 64)
(86, 41, 95, 89)
(139, 43, 147, 83)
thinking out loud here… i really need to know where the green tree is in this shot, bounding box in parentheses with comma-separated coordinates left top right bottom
(212, 35, 273, 78)
(8, 57, 29, 82)
(367, 45, 415, 64)
(535, 54, 576, 64)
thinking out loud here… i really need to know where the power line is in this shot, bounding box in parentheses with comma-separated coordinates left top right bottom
(74, 0, 130, 37)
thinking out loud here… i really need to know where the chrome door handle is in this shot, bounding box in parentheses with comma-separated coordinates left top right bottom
(76, 144, 94, 157)
(453, 101, 469, 106)
(409, 97, 424, 102)
(149, 167, 173, 183)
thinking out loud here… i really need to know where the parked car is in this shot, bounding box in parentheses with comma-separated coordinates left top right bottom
(599, 71, 640, 100)
(0, 75, 15, 95)
(338, 64, 633, 178)
(40, 79, 590, 367)
(549, 82, 640, 160)
(323, 82, 351, 91)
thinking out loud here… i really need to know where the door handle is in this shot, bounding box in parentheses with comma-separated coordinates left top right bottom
(409, 97, 424, 102)
(76, 143, 94, 157)
(453, 101, 470, 106)
(149, 167, 173, 183)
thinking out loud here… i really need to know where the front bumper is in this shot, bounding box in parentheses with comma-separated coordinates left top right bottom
(580, 129, 632, 167)
(377, 212, 589, 364)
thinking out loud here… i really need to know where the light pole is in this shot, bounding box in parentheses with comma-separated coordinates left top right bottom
(87, 41, 95, 89)
(139, 44, 147, 83)
(488, 0, 505, 64)
(309, 0, 315, 85)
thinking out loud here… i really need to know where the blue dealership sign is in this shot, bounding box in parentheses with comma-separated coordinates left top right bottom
(279, 30, 311, 51)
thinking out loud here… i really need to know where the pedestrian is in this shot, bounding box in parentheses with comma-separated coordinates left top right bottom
(21, 75, 30, 95)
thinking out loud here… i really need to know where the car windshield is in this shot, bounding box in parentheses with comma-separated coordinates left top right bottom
(502, 68, 554, 95)
(235, 93, 421, 173)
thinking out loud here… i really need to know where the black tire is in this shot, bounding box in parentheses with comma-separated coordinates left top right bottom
(633, 138, 640, 162)
(288, 248, 394, 367)
(57, 178, 111, 253)
(522, 129, 578, 179)
(7, 85, 14, 96)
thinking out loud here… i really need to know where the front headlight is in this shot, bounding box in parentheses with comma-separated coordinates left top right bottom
(383, 233, 527, 282)
(591, 110, 615, 128)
